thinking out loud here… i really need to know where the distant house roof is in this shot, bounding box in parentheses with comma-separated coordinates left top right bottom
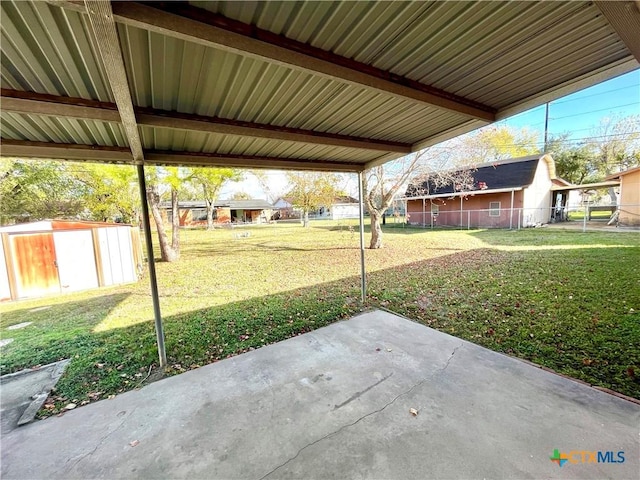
(162, 200, 274, 210)
(405, 155, 551, 199)
(224, 199, 274, 210)
(333, 196, 358, 204)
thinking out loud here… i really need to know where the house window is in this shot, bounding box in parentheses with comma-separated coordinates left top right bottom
(192, 208, 215, 221)
(489, 201, 501, 217)
(431, 204, 439, 215)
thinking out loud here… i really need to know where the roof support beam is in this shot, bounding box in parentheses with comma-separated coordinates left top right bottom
(0, 140, 364, 172)
(0, 139, 133, 163)
(107, 2, 496, 122)
(83, 0, 144, 163)
(143, 150, 364, 172)
(1, 89, 410, 153)
(0, 89, 120, 122)
(136, 108, 410, 153)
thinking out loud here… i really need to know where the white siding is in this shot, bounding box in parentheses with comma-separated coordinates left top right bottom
(522, 158, 553, 226)
(331, 204, 360, 219)
(0, 237, 11, 301)
(97, 226, 137, 286)
(53, 230, 99, 292)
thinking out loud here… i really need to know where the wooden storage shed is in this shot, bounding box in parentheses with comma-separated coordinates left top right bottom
(0, 220, 143, 301)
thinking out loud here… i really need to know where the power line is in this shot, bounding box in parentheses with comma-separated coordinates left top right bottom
(549, 102, 640, 120)
(550, 84, 640, 105)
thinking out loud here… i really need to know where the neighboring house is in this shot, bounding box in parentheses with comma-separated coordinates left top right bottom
(402, 154, 559, 228)
(324, 196, 360, 220)
(0, 220, 141, 301)
(605, 166, 640, 226)
(163, 200, 275, 226)
(274, 196, 359, 220)
(273, 197, 300, 219)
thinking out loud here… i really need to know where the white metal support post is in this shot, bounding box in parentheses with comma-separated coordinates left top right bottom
(358, 172, 366, 303)
(136, 165, 167, 368)
(510, 189, 515, 229)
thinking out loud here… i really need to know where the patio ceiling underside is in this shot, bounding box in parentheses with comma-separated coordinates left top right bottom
(1, 0, 639, 172)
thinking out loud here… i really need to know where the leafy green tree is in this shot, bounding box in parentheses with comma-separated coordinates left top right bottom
(0, 159, 86, 224)
(191, 167, 242, 229)
(453, 126, 540, 166)
(285, 172, 341, 227)
(72, 164, 138, 223)
(548, 115, 640, 203)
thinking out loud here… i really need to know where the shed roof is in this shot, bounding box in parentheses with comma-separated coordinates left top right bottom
(1, 1, 639, 172)
(0, 220, 131, 233)
(604, 165, 640, 180)
(405, 155, 545, 198)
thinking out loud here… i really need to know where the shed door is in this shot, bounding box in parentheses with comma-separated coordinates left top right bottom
(53, 230, 99, 292)
(10, 233, 59, 298)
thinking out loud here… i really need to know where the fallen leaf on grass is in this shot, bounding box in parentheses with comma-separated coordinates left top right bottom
(64, 403, 77, 410)
(129, 440, 139, 447)
(409, 408, 418, 416)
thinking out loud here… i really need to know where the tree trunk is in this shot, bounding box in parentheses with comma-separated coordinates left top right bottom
(303, 210, 309, 227)
(607, 187, 617, 205)
(205, 200, 215, 230)
(369, 210, 383, 249)
(147, 185, 178, 262)
(171, 189, 180, 259)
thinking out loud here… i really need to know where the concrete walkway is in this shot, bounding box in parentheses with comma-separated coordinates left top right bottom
(1, 310, 638, 479)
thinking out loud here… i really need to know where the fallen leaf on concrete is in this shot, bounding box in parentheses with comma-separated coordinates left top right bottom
(129, 440, 139, 447)
(409, 408, 418, 416)
(64, 403, 77, 410)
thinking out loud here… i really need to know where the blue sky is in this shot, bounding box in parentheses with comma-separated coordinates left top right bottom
(495, 69, 640, 143)
(221, 69, 640, 199)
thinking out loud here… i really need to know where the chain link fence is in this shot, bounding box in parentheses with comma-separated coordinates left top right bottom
(403, 204, 640, 231)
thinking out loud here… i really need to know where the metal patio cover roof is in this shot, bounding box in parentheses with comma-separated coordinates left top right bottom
(1, 1, 639, 172)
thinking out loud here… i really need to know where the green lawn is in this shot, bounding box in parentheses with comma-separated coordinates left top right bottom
(1, 222, 638, 416)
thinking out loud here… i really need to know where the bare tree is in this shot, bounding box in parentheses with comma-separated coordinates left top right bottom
(587, 115, 640, 203)
(146, 181, 179, 262)
(364, 148, 476, 249)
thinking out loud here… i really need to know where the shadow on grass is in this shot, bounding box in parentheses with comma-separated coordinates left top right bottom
(1, 243, 638, 416)
(0, 293, 132, 374)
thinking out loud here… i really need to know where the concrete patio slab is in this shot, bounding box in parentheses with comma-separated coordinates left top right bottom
(1, 359, 70, 433)
(1, 310, 638, 479)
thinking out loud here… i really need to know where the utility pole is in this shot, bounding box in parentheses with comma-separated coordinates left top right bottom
(543, 102, 550, 152)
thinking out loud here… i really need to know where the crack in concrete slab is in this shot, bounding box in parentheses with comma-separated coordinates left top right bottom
(63, 406, 137, 475)
(333, 372, 393, 410)
(258, 344, 463, 480)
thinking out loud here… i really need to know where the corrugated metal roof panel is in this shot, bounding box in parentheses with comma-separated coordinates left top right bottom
(0, 112, 128, 146)
(0, 1, 113, 101)
(117, 22, 470, 144)
(192, 1, 631, 109)
(0, 0, 637, 171)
